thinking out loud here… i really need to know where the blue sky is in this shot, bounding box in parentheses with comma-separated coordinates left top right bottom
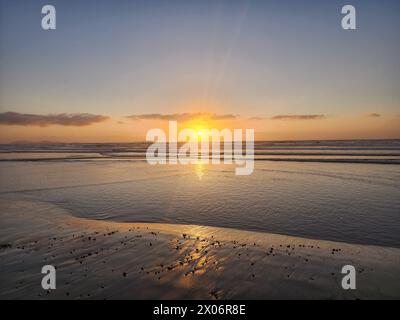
(0, 0, 399, 141)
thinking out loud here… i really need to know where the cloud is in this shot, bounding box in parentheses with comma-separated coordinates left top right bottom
(365, 113, 381, 118)
(0, 112, 109, 127)
(126, 112, 238, 121)
(248, 116, 264, 121)
(271, 114, 325, 120)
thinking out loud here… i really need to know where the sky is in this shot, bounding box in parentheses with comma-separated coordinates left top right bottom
(0, 0, 399, 142)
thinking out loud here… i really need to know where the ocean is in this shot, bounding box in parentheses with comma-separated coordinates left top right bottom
(1, 139, 399, 248)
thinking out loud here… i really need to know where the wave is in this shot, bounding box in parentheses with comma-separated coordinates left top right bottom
(0, 139, 399, 164)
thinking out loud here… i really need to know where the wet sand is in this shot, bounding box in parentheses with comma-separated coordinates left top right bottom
(1, 200, 399, 299)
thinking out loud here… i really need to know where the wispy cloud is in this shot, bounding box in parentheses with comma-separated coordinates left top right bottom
(0, 112, 109, 127)
(248, 115, 326, 121)
(248, 116, 264, 121)
(271, 114, 325, 120)
(126, 112, 238, 121)
(365, 113, 381, 118)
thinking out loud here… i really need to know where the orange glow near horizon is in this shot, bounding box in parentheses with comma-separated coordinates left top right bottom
(0, 113, 399, 143)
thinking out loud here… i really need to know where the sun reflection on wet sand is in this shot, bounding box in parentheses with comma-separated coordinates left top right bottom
(194, 162, 206, 180)
(169, 228, 224, 291)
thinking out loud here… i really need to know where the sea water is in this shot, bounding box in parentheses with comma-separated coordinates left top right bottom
(1, 140, 399, 248)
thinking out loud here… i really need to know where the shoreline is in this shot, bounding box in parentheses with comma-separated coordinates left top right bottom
(1, 200, 400, 299)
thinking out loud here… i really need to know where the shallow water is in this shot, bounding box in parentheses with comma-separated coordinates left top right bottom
(1, 146, 399, 248)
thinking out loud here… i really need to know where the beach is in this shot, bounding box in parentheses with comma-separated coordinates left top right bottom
(1, 199, 399, 300)
(1, 141, 399, 299)
(1, 0, 400, 303)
